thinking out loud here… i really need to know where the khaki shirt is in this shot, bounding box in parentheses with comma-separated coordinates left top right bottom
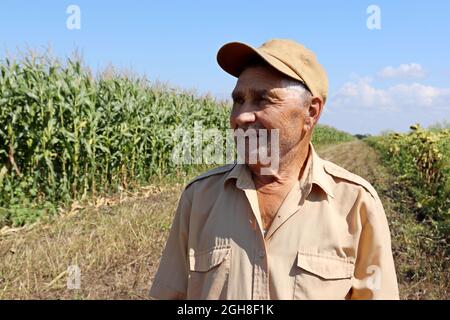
(150, 143, 399, 300)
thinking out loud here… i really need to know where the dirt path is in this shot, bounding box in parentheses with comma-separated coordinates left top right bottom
(0, 141, 447, 299)
(317, 140, 384, 185)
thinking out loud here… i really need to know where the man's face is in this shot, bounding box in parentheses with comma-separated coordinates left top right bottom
(230, 65, 311, 167)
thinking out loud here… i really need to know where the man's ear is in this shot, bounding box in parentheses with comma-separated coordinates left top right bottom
(308, 96, 324, 127)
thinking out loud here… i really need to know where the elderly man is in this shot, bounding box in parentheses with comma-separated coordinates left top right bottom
(150, 39, 399, 300)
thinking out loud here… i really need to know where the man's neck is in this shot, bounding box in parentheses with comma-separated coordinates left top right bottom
(250, 141, 311, 192)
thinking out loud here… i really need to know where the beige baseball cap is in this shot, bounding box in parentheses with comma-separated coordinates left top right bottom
(217, 39, 329, 104)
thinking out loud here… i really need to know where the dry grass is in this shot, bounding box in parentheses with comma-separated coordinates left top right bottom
(0, 184, 182, 299)
(0, 141, 448, 299)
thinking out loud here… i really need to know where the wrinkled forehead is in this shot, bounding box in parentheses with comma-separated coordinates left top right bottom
(233, 65, 304, 100)
(234, 65, 287, 91)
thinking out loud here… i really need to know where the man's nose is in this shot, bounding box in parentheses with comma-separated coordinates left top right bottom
(233, 103, 257, 127)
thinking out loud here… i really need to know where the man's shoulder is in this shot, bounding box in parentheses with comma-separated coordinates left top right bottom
(184, 164, 236, 190)
(321, 159, 379, 199)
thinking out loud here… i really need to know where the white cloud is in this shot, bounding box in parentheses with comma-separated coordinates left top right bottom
(331, 77, 450, 112)
(378, 63, 426, 79)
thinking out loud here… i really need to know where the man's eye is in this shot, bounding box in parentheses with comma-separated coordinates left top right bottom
(258, 96, 269, 104)
(233, 98, 244, 105)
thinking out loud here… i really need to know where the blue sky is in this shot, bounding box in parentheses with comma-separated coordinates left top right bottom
(0, 0, 449, 134)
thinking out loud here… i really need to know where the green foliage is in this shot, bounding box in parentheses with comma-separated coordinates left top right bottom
(0, 53, 229, 227)
(367, 124, 450, 234)
(312, 124, 355, 146)
(0, 202, 57, 227)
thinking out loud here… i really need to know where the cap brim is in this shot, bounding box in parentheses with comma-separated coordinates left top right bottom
(216, 42, 304, 84)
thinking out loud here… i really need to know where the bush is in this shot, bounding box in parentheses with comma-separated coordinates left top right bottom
(367, 124, 449, 235)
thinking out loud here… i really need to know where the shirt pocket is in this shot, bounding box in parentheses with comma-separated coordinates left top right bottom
(293, 250, 355, 300)
(187, 246, 231, 300)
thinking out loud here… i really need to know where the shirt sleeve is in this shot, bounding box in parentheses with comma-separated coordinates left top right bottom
(349, 189, 400, 300)
(149, 186, 192, 300)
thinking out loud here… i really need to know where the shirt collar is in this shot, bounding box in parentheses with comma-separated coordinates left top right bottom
(224, 142, 335, 199)
(224, 162, 254, 190)
(309, 142, 335, 198)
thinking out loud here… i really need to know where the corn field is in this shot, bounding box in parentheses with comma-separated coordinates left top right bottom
(311, 124, 355, 146)
(0, 54, 230, 226)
